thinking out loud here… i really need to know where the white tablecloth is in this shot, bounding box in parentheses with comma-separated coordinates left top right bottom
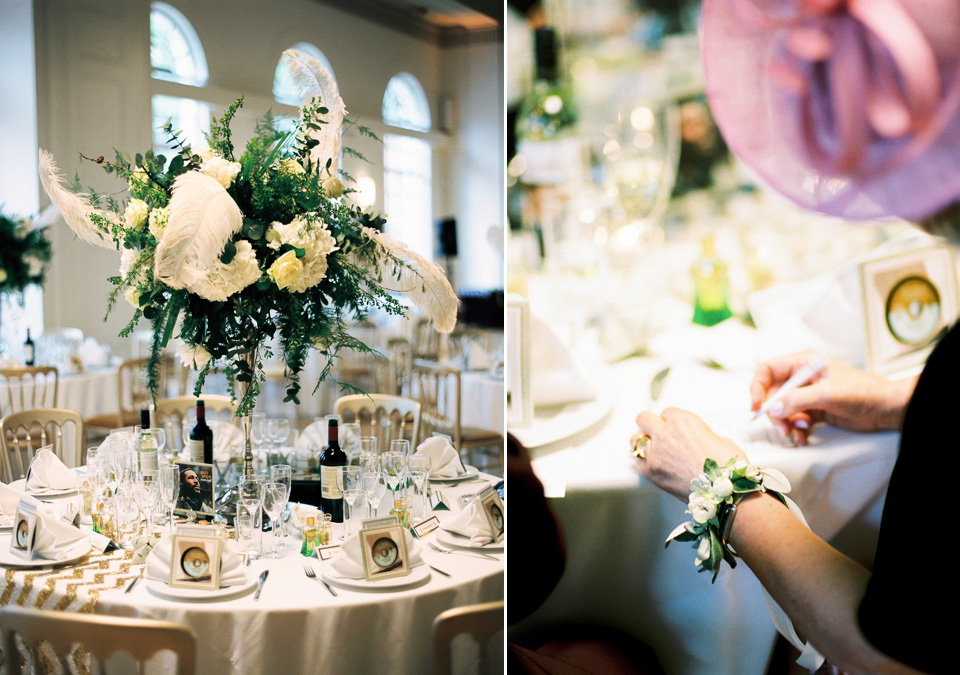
(508, 357, 898, 675)
(2, 472, 504, 675)
(460, 371, 504, 432)
(0, 366, 118, 421)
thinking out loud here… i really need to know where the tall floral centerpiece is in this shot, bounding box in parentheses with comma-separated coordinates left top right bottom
(38, 50, 458, 476)
(0, 209, 52, 354)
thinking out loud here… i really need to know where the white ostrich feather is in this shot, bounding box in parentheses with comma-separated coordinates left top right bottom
(154, 171, 243, 289)
(37, 149, 116, 249)
(281, 49, 347, 178)
(365, 228, 458, 333)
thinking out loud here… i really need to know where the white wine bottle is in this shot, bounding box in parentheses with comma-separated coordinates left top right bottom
(135, 409, 159, 474)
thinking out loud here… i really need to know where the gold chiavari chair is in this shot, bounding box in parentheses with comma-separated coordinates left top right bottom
(0, 408, 83, 482)
(0, 366, 59, 417)
(84, 358, 152, 438)
(0, 606, 196, 675)
(432, 600, 504, 675)
(335, 394, 420, 450)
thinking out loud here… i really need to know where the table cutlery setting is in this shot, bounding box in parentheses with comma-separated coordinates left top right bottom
(303, 562, 337, 596)
(254, 569, 269, 600)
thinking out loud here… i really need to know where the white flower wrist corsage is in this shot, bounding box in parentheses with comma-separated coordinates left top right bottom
(665, 458, 791, 582)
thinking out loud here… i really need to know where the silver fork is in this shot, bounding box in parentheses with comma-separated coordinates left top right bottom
(425, 540, 498, 561)
(303, 563, 337, 596)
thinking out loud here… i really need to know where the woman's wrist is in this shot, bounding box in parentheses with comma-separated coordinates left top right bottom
(879, 375, 918, 430)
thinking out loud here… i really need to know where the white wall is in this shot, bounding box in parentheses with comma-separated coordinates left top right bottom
(2, 0, 502, 355)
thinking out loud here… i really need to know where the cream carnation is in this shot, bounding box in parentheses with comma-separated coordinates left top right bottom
(187, 240, 261, 302)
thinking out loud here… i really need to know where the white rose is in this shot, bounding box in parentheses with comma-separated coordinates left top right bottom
(177, 342, 212, 370)
(712, 476, 733, 499)
(323, 176, 344, 197)
(124, 199, 149, 230)
(200, 156, 241, 189)
(148, 207, 169, 241)
(276, 158, 305, 174)
(688, 493, 717, 525)
(267, 249, 304, 291)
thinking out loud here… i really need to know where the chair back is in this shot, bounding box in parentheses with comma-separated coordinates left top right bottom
(377, 337, 413, 396)
(117, 358, 152, 426)
(0, 408, 84, 482)
(335, 394, 420, 448)
(0, 605, 196, 675)
(432, 600, 504, 675)
(155, 395, 238, 452)
(412, 359, 462, 450)
(0, 366, 59, 417)
(413, 317, 441, 360)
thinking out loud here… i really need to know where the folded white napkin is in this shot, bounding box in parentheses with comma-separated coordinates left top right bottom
(442, 498, 501, 546)
(0, 483, 43, 528)
(211, 420, 243, 460)
(78, 337, 109, 368)
(145, 535, 247, 587)
(416, 436, 464, 478)
(531, 315, 597, 407)
(295, 420, 326, 453)
(331, 528, 423, 579)
(32, 512, 91, 561)
(25, 449, 79, 492)
(465, 340, 492, 371)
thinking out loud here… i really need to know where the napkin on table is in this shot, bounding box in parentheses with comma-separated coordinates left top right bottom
(464, 340, 492, 371)
(31, 511, 91, 561)
(330, 528, 423, 579)
(531, 315, 597, 407)
(442, 497, 502, 547)
(145, 535, 247, 587)
(415, 436, 465, 478)
(25, 448, 79, 492)
(0, 482, 43, 528)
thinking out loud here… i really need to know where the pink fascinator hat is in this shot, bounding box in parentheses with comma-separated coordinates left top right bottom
(701, 0, 960, 221)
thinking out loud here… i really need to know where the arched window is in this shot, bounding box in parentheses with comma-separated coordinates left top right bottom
(382, 73, 431, 132)
(273, 43, 336, 107)
(382, 73, 432, 259)
(150, 3, 210, 157)
(150, 2, 208, 87)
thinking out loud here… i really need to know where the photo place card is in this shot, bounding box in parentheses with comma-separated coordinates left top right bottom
(10, 500, 39, 559)
(360, 522, 410, 581)
(174, 461, 217, 519)
(860, 244, 959, 376)
(479, 486, 505, 543)
(170, 534, 222, 590)
(506, 294, 533, 427)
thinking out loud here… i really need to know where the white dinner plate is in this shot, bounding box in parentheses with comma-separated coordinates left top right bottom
(9, 478, 79, 498)
(144, 575, 258, 601)
(320, 561, 431, 591)
(436, 529, 504, 552)
(428, 465, 479, 483)
(0, 534, 91, 568)
(509, 375, 616, 448)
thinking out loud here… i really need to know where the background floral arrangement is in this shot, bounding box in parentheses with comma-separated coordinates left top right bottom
(0, 210, 52, 295)
(38, 49, 457, 415)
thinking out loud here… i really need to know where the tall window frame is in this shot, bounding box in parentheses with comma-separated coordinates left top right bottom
(382, 73, 433, 260)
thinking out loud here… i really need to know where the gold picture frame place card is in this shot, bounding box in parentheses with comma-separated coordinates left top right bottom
(169, 534, 222, 590)
(11, 500, 39, 559)
(506, 294, 533, 427)
(478, 486, 505, 543)
(359, 519, 410, 582)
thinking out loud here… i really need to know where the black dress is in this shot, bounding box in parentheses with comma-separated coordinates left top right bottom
(857, 322, 956, 674)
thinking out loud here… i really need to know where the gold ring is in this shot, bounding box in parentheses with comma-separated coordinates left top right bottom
(632, 434, 651, 459)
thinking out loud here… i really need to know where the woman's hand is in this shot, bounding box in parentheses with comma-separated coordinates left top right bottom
(749, 351, 917, 445)
(633, 407, 748, 501)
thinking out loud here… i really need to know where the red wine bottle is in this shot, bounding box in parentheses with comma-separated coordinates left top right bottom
(188, 400, 213, 465)
(319, 419, 346, 522)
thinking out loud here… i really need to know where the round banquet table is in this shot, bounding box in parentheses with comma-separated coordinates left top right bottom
(0, 365, 118, 421)
(0, 472, 504, 675)
(508, 357, 899, 675)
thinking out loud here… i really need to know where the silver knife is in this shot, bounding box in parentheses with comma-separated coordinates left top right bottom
(254, 570, 269, 600)
(125, 567, 145, 593)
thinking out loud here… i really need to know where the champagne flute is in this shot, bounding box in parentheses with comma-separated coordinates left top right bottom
(339, 466, 363, 537)
(262, 481, 287, 559)
(364, 471, 387, 518)
(135, 471, 160, 536)
(270, 464, 293, 550)
(159, 464, 180, 534)
(381, 451, 406, 500)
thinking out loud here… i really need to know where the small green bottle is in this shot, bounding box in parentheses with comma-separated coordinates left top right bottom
(300, 517, 318, 557)
(692, 234, 732, 326)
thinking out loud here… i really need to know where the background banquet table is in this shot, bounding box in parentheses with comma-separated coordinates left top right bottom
(508, 347, 899, 675)
(0, 366, 119, 424)
(0, 472, 504, 674)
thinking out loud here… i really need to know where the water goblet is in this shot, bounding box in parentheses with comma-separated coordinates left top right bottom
(159, 464, 180, 534)
(338, 466, 363, 535)
(360, 436, 378, 457)
(407, 455, 431, 520)
(390, 439, 411, 458)
(381, 451, 407, 500)
(135, 471, 160, 536)
(270, 464, 293, 548)
(262, 480, 288, 559)
(236, 500, 262, 561)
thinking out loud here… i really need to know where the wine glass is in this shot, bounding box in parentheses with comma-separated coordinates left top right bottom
(150, 427, 167, 460)
(262, 481, 287, 559)
(339, 466, 363, 537)
(381, 451, 406, 498)
(360, 436, 378, 457)
(250, 412, 266, 453)
(340, 423, 361, 464)
(159, 464, 180, 534)
(135, 471, 160, 536)
(390, 439, 411, 458)
(407, 455, 431, 520)
(364, 469, 387, 518)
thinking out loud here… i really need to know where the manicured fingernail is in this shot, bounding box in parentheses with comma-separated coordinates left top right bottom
(767, 401, 784, 417)
(794, 419, 809, 429)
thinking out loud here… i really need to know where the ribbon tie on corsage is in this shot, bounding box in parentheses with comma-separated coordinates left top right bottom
(731, 0, 960, 178)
